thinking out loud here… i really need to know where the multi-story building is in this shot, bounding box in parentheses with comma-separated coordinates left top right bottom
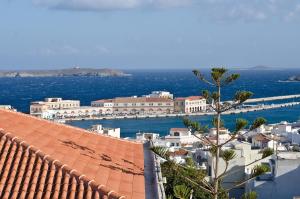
(174, 96, 206, 113)
(48, 106, 112, 119)
(30, 97, 80, 117)
(164, 128, 199, 147)
(92, 96, 174, 115)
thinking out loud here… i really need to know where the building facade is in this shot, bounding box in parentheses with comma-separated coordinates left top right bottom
(174, 96, 206, 113)
(90, 124, 120, 138)
(164, 128, 199, 147)
(92, 97, 174, 115)
(30, 97, 80, 117)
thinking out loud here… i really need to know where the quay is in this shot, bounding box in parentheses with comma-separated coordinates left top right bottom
(29, 93, 300, 122)
(244, 94, 300, 103)
(61, 101, 300, 122)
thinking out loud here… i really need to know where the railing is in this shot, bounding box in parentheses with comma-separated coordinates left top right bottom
(150, 141, 167, 199)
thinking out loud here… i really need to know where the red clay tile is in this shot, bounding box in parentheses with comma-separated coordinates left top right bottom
(0, 109, 145, 199)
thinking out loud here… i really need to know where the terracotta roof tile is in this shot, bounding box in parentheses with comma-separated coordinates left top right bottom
(0, 109, 145, 199)
(170, 128, 189, 132)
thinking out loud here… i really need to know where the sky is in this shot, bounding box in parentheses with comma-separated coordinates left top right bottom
(1, 0, 300, 70)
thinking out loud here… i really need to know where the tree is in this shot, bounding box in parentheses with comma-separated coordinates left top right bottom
(241, 191, 258, 199)
(152, 68, 274, 199)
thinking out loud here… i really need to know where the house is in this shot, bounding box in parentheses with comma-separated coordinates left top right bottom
(136, 132, 160, 142)
(0, 109, 146, 199)
(90, 124, 120, 138)
(250, 152, 300, 199)
(168, 148, 189, 164)
(252, 133, 278, 149)
(207, 128, 232, 144)
(164, 128, 199, 147)
(202, 141, 273, 198)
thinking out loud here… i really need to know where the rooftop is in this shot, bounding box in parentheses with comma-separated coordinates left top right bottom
(114, 97, 173, 103)
(0, 109, 145, 199)
(170, 128, 190, 132)
(175, 96, 204, 101)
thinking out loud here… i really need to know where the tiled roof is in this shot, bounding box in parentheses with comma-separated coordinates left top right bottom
(185, 96, 204, 101)
(93, 99, 114, 103)
(168, 149, 189, 156)
(0, 109, 145, 199)
(170, 128, 189, 132)
(253, 133, 271, 143)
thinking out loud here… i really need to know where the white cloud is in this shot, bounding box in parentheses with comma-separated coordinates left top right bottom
(32, 0, 300, 22)
(33, 0, 192, 11)
(285, 3, 300, 21)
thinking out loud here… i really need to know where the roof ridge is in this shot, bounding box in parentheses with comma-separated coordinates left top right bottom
(0, 109, 141, 144)
(0, 129, 125, 199)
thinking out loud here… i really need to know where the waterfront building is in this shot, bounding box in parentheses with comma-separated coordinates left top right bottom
(0, 109, 147, 199)
(92, 96, 174, 115)
(30, 97, 80, 117)
(50, 106, 112, 119)
(174, 96, 206, 113)
(143, 91, 174, 99)
(90, 124, 120, 138)
(164, 128, 199, 147)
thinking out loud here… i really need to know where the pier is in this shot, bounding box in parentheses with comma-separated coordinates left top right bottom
(61, 101, 300, 122)
(244, 94, 300, 103)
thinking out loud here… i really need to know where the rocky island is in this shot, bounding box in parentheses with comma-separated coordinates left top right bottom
(278, 75, 300, 82)
(0, 67, 131, 78)
(286, 75, 300, 82)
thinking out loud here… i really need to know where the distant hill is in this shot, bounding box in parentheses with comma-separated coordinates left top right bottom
(231, 66, 275, 71)
(250, 65, 272, 70)
(0, 67, 131, 77)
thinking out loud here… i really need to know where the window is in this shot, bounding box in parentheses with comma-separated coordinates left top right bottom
(174, 132, 180, 136)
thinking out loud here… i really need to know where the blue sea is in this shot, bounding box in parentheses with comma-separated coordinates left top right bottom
(1, 69, 300, 138)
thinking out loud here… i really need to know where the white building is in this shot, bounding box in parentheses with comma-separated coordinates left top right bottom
(251, 133, 278, 150)
(164, 128, 199, 147)
(92, 97, 174, 115)
(174, 96, 206, 113)
(90, 124, 120, 138)
(250, 152, 300, 199)
(30, 98, 80, 118)
(199, 141, 273, 198)
(207, 128, 232, 144)
(270, 121, 300, 145)
(168, 148, 189, 164)
(143, 91, 174, 99)
(0, 105, 15, 111)
(136, 132, 160, 142)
